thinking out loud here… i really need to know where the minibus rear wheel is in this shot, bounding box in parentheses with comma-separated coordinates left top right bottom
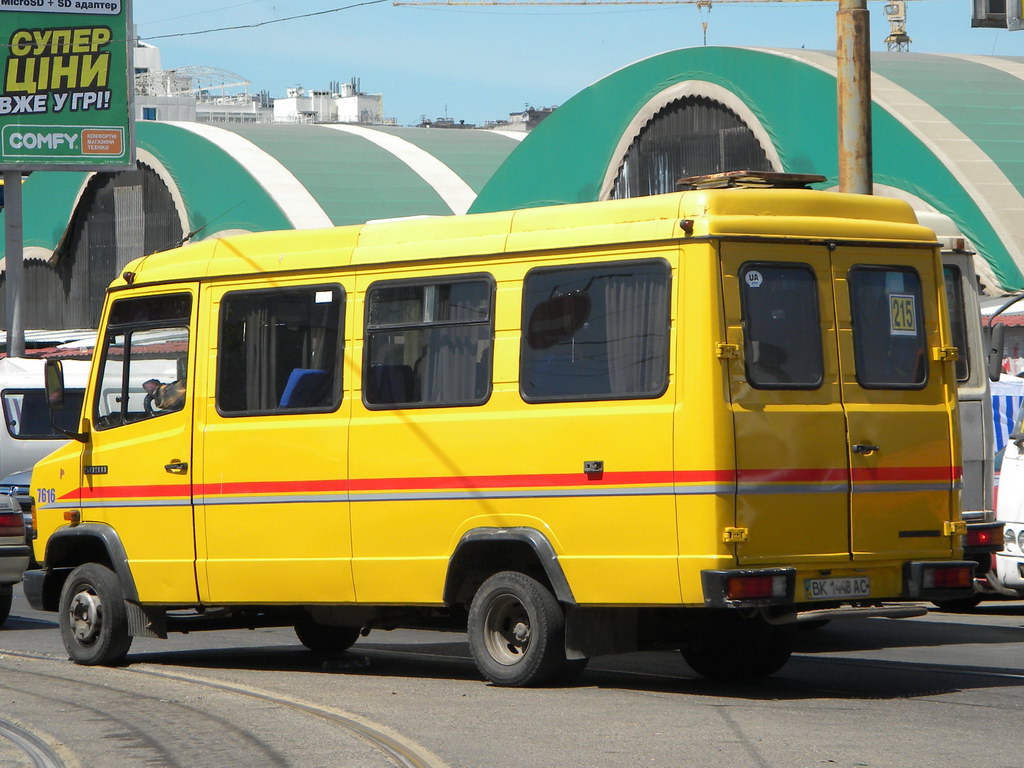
(681, 611, 795, 681)
(930, 594, 982, 613)
(0, 584, 11, 626)
(58, 563, 133, 666)
(467, 570, 573, 687)
(294, 619, 361, 653)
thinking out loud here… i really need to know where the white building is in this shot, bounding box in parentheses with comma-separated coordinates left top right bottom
(273, 81, 385, 125)
(134, 41, 387, 126)
(335, 80, 384, 125)
(134, 41, 197, 122)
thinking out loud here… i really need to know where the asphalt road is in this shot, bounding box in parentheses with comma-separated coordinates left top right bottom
(2, 584, 1024, 768)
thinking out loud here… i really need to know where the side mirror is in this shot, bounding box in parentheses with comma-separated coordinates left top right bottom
(44, 359, 65, 410)
(986, 323, 1006, 382)
(44, 359, 87, 442)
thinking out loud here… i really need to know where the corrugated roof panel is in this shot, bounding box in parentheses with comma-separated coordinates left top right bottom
(370, 126, 521, 192)
(223, 123, 457, 225)
(471, 46, 1024, 290)
(872, 54, 1024, 197)
(138, 121, 293, 235)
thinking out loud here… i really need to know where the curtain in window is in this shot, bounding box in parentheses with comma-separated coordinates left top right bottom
(244, 305, 277, 411)
(420, 327, 486, 403)
(605, 272, 669, 394)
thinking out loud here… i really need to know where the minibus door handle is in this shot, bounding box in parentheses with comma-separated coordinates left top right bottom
(852, 444, 879, 456)
(164, 461, 188, 474)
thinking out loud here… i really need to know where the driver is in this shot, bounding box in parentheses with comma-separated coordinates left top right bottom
(142, 377, 186, 412)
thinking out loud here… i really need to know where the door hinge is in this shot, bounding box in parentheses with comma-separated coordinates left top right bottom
(723, 526, 749, 543)
(716, 342, 740, 359)
(944, 520, 967, 536)
(932, 345, 959, 362)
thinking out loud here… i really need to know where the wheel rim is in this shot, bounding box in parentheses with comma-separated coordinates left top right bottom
(68, 587, 103, 646)
(482, 592, 532, 666)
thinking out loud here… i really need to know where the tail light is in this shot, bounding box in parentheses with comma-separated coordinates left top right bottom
(965, 522, 1003, 552)
(726, 574, 788, 600)
(0, 507, 25, 537)
(923, 564, 973, 590)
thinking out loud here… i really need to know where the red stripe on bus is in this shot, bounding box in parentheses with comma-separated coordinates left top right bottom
(60, 464, 960, 503)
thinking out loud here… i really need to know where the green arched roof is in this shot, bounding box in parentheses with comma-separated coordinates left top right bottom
(2, 121, 522, 259)
(5, 47, 1024, 292)
(470, 47, 1024, 291)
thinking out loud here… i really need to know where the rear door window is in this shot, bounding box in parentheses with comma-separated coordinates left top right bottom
(942, 265, 970, 383)
(849, 266, 927, 389)
(739, 263, 823, 389)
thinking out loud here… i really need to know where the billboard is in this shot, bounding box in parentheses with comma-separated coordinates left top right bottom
(0, 0, 134, 170)
(972, 0, 1023, 30)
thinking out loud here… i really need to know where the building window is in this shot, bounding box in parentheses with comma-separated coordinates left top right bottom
(142, 107, 157, 121)
(739, 262, 823, 389)
(611, 96, 772, 199)
(521, 260, 670, 401)
(364, 277, 493, 408)
(217, 285, 343, 415)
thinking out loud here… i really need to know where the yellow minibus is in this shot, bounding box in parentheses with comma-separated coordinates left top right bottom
(26, 176, 973, 686)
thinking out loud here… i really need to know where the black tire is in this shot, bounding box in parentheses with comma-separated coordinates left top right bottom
(58, 563, 133, 666)
(931, 594, 983, 613)
(798, 619, 831, 631)
(0, 584, 12, 627)
(681, 611, 795, 681)
(467, 571, 575, 687)
(294, 619, 361, 653)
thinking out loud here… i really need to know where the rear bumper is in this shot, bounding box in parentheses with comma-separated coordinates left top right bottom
(702, 560, 976, 609)
(0, 544, 29, 584)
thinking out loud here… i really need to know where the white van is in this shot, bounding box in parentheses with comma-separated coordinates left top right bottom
(994, 390, 1024, 594)
(0, 357, 91, 480)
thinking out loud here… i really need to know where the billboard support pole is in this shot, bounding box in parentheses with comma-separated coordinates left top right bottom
(3, 170, 24, 358)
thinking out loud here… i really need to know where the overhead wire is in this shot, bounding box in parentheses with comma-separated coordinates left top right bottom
(142, 0, 391, 41)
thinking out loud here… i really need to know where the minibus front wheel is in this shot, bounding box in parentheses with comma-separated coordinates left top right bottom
(467, 570, 582, 687)
(58, 563, 133, 666)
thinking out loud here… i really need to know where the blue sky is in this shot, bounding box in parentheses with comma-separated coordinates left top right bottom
(134, 0, 1021, 126)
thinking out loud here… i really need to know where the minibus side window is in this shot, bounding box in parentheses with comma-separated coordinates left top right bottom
(95, 293, 192, 430)
(942, 265, 970, 382)
(217, 285, 344, 415)
(364, 276, 493, 408)
(3, 388, 85, 438)
(520, 260, 670, 402)
(848, 266, 927, 389)
(739, 263, 823, 389)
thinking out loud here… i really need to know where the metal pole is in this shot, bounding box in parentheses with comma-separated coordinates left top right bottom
(3, 170, 24, 358)
(836, 0, 873, 194)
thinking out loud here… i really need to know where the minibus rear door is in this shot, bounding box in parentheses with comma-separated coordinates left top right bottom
(831, 247, 958, 563)
(721, 244, 853, 566)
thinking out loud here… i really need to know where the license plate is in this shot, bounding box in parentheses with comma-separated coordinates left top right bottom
(804, 576, 871, 600)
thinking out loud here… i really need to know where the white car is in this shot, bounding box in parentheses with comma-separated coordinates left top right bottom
(0, 493, 29, 625)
